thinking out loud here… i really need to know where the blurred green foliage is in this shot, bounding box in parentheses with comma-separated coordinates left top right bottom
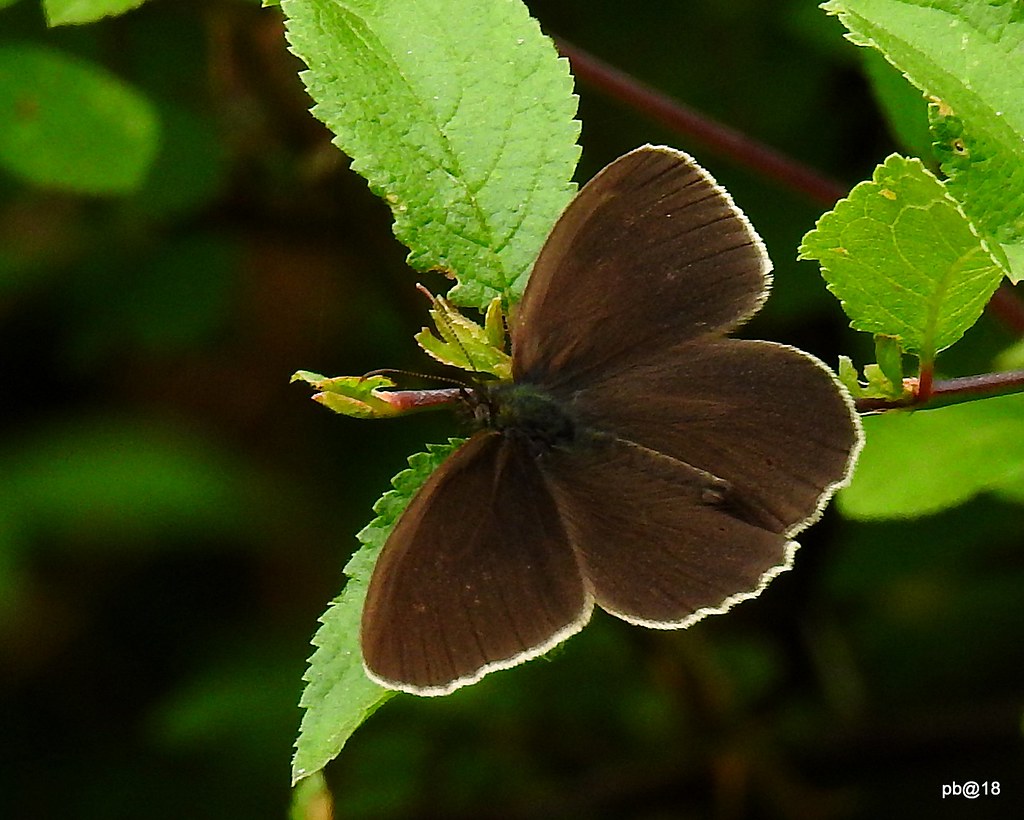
(1, 1, 1021, 818)
(0, 42, 158, 191)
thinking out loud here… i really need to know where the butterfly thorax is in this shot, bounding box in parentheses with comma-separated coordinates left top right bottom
(479, 382, 577, 454)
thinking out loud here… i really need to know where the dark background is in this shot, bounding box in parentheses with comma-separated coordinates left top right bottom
(2, 0, 1021, 818)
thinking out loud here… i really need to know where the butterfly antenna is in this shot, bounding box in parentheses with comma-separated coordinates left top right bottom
(415, 283, 481, 375)
(362, 368, 471, 390)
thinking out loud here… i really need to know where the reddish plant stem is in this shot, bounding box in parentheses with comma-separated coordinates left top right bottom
(917, 361, 934, 404)
(374, 387, 464, 412)
(855, 369, 1024, 413)
(932, 370, 1024, 400)
(555, 38, 847, 208)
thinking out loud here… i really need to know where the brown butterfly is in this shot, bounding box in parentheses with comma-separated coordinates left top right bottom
(361, 145, 862, 695)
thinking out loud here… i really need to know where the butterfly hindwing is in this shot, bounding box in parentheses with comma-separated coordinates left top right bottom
(361, 433, 591, 695)
(563, 337, 861, 538)
(539, 435, 793, 627)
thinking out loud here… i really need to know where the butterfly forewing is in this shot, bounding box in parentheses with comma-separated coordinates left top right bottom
(361, 433, 591, 695)
(513, 145, 770, 391)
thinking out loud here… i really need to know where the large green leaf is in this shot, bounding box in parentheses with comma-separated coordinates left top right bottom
(292, 441, 462, 784)
(799, 154, 1003, 361)
(822, 0, 1024, 280)
(839, 392, 1024, 518)
(280, 0, 580, 308)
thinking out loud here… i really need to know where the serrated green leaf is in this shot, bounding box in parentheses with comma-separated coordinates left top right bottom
(280, 0, 580, 309)
(415, 295, 512, 378)
(43, 0, 148, 25)
(837, 354, 911, 401)
(863, 363, 904, 399)
(292, 440, 463, 784)
(484, 297, 506, 349)
(291, 372, 416, 419)
(1002, 241, 1024, 279)
(839, 392, 1024, 518)
(837, 356, 865, 398)
(799, 153, 1003, 361)
(822, 0, 1024, 280)
(874, 334, 904, 392)
(929, 101, 1024, 280)
(0, 44, 158, 193)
